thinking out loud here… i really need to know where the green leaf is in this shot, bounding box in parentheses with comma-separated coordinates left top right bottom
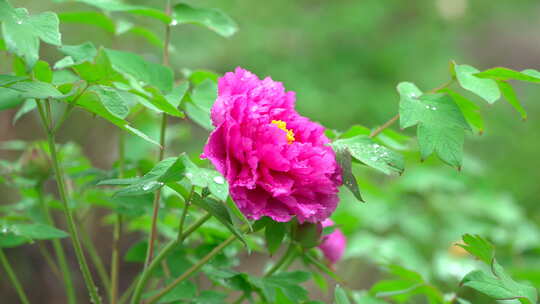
(10, 223, 68, 240)
(334, 285, 351, 304)
(33, 60, 52, 83)
(265, 221, 287, 255)
(119, 25, 163, 49)
(7, 81, 65, 99)
(172, 3, 238, 38)
(74, 48, 121, 84)
(0, 87, 24, 110)
(105, 48, 174, 93)
(497, 81, 527, 120)
(58, 11, 115, 33)
(142, 281, 197, 303)
(124, 240, 147, 262)
(64, 0, 172, 24)
(58, 42, 98, 67)
(90, 85, 129, 119)
(458, 234, 494, 265)
(474, 67, 540, 83)
(184, 79, 217, 130)
(12, 99, 36, 124)
(443, 89, 484, 134)
(333, 147, 363, 202)
(295, 222, 320, 249)
(252, 271, 311, 303)
(166, 82, 189, 108)
(143, 86, 184, 117)
(332, 135, 404, 175)
(1, 4, 61, 69)
(178, 154, 228, 200)
(74, 91, 160, 146)
(187, 69, 219, 85)
(398, 83, 470, 167)
(461, 261, 538, 304)
(193, 291, 227, 304)
(191, 193, 247, 247)
(455, 64, 500, 104)
(0, 74, 27, 86)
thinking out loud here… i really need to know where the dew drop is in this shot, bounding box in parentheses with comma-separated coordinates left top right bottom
(170, 19, 178, 26)
(213, 176, 225, 184)
(16, 20, 22, 25)
(425, 105, 430, 109)
(142, 181, 161, 191)
(186, 172, 193, 179)
(1, 227, 8, 233)
(431, 106, 437, 110)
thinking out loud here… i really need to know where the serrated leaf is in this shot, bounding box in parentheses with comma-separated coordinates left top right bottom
(332, 135, 404, 175)
(74, 48, 121, 84)
(497, 81, 527, 120)
(334, 285, 351, 304)
(455, 64, 500, 104)
(172, 3, 238, 38)
(474, 67, 540, 83)
(443, 89, 484, 134)
(59, 11, 115, 33)
(458, 234, 494, 265)
(333, 147, 363, 202)
(1, 3, 61, 69)
(398, 84, 470, 167)
(105, 48, 173, 93)
(461, 261, 537, 304)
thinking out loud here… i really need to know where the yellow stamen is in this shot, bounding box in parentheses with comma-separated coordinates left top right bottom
(271, 120, 295, 144)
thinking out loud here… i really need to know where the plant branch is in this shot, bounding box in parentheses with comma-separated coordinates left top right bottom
(265, 242, 297, 277)
(130, 213, 211, 304)
(111, 131, 125, 304)
(0, 249, 30, 304)
(36, 99, 103, 304)
(52, 83, 89, 134)
(146, 233, 240, 304)
(37, 185, 77, 304)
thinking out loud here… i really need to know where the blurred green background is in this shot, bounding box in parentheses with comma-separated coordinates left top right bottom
(1, 0, 540, 303)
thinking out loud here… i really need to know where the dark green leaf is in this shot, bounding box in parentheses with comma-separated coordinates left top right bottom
(172, 3, 238, 37)
(7, 81, 64, 99)
(265, 221, 287, 255)
(64, 0, 172, 24)
(124, 240, 147, 262)
(455, 64, 500, 104)
(11, 223, 68, 240)
(334, 146, 363, 202)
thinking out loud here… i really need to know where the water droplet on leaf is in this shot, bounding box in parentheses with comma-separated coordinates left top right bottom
(213, 176, 225, 184)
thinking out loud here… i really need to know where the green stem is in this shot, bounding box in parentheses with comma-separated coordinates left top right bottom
(146, 233, 239, 304)
(110, 215, 122, 304)
(0, 249, 30, 304)
(111, 131, 125, 304)
(38, 241, 61, 279)
(265, 242, 297, 277)
(130, 213, 211, 304)
(36, 99, 103, 304)
(79, 221, 111, 294)
(144, 113, 167, 269)
(176, 187, 194, 242)
(37, 185, 77, 304)
(144, 0, 172, 270)
(52, 83, 89, 134)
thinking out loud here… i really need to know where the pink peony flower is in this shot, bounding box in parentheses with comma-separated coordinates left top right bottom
(202, 67, 342, 223)
(318, 219, 346, 264)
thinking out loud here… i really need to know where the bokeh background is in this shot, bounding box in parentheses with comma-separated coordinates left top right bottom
(2, 0, 540, 303)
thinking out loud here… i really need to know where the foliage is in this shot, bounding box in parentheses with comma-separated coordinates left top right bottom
(1, 0, 539, 304)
